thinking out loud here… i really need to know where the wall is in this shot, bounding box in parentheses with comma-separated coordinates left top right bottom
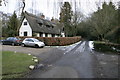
(19, 18, 32, 37)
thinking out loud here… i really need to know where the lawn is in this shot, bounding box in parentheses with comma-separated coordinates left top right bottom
(2, 51, 35, 78)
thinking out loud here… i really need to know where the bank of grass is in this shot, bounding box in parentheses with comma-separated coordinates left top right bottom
(2, 51, 35, 78)
(94, 41, 120, 53)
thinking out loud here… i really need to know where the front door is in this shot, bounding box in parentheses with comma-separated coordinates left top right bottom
(24, 32, 27, 36)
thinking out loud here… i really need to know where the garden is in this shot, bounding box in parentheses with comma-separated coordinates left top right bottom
(2, 51, 36, 78)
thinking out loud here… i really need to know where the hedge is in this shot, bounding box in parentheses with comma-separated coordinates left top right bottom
(94, 41, 120, 53)
(18, 36, 81, 46)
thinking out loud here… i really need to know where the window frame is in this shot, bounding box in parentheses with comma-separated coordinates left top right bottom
(24, 22, 27, 25)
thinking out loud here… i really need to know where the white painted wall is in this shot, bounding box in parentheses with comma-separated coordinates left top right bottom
(42, 33, 45, 37)
(19, 18, 32, 37)
(48, 34, 52, 37)
(19, 18, 64, 37)
(55, 35, 58, 37)
(61, 32, 65, 37)
(36, 33, 40, 37)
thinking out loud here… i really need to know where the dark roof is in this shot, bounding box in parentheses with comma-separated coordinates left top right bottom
(23, 11, 61, 35)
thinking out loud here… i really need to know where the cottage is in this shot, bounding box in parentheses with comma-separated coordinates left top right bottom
(19, 11, 65, 37)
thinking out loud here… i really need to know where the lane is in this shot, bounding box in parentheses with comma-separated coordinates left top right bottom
(30, 41, 118, 78)
(2, 45, 52, 56)
(26, 41, 84, 78)
(28, 41, 97, 78)
(93, 51, 118, 78)
(2, 41, 118, 78)
(54, 41, 98, 78)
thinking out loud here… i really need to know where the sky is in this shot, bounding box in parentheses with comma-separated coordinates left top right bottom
(0, 0, 119, 19)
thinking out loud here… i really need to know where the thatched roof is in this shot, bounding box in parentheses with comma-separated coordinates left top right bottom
(23, 11, 61, 35)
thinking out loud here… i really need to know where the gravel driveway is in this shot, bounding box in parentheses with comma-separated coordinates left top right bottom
(1, 42, 119, 78)
(2, 45, 52, 56)
(27, 41, 119, 78)
(2, 45, 65, 66)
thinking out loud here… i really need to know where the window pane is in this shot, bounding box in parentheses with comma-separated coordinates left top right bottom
(24, 22, 27, 25)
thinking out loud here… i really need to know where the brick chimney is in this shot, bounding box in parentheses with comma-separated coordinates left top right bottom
(40, 15, 45, 19)
(51, 17, 54, 22)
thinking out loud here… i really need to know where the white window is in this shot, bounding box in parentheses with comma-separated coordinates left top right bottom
(24, 22, 27, 25)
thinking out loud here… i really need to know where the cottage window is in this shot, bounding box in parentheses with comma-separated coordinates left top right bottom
(46, 25, 50, 28)
(63, 28, 64, 31)
(45, 33, 48, 37)
(52, 34, 55, 37)
(51, 26, 54, 28)
(38, 23, 43, 26)
(39, 33, 42, 37)
(24, 22, 27, 25)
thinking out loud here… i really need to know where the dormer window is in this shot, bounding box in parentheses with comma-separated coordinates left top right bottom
(24, 22, 27, 25)
(46, 25, 50, 28)
(38, 23, 43, 26)
(51, 26, 54, 28)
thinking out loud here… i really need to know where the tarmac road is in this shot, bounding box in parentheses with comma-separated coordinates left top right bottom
(26, 41, 119, 78)
(2, 41, 119, 78)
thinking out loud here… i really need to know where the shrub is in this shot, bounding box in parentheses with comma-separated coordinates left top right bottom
(18, 36, 81, 46)
(94, 41, 120, 53)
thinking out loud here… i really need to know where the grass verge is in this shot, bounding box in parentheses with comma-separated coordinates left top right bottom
(2, 51, 35, 78)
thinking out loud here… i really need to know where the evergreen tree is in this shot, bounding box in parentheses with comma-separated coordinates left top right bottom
(59, 2, 73, 37)
(0, 18, 2, 37)
(89, 2, 118, 41)
(7, 12, 20, 37)
(118, 2, 120, 26)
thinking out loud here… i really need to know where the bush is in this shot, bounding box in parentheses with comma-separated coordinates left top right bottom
(18, 37, 81, 46)
(94, 41, 120, 53)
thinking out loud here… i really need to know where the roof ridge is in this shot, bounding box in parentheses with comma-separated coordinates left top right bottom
(22, 11, 61, 34)
(25, 11, 52, 22)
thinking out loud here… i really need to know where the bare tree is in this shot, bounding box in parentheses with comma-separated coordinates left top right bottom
(71, 0, 84, 36)
(0, 0, 8, 6)
(0, 15, 2, 37)
(22, 0, 25, 13)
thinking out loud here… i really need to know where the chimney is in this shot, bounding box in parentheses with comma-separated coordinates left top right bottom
(40, 15, 45, 19)
(51, 17, 54, 22)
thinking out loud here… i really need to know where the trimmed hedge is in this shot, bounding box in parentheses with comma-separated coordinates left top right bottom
(18, 36, 81, 46)
(94, 41, 120, 53)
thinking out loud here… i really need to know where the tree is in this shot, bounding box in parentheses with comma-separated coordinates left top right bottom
(118, 2, 120, 26)
(72, 11, 84, 36)
(22, 0, 25, 13)
(0, 18, 2, 37)
(0, 0, 1, 6)
(7, 12, 20, 37)
(89, 2, 118, 41)
(59, 2, 73, 37)
(0, 0, 8, 6)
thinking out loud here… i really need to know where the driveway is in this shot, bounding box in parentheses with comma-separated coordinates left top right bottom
(2, 45, 52, 56)
(27, 41, 119, 78)
(1, 41, 119, 78)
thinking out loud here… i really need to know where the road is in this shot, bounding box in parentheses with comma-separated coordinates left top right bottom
(2, 41, 119, 78)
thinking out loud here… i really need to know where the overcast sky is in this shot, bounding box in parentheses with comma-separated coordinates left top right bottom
(0, 0, 119, 19)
